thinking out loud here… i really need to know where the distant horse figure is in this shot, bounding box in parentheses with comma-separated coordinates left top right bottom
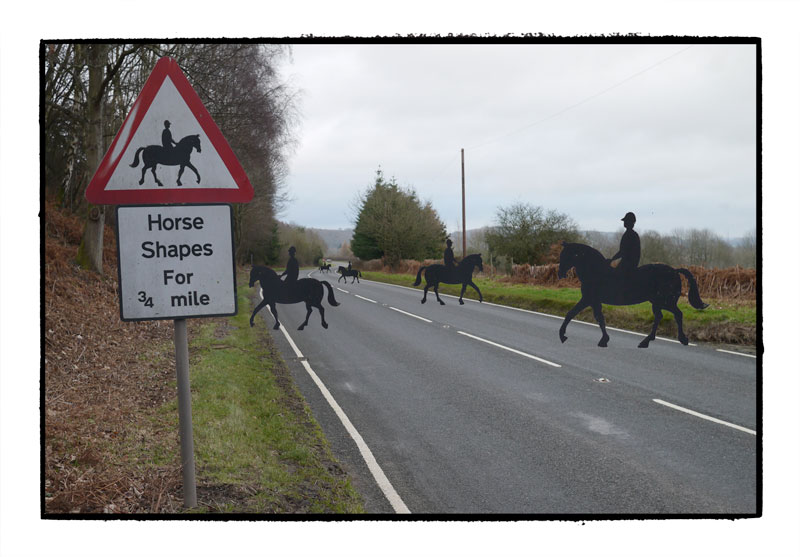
(557, 242, 708, 348)
(249, 265, 339, 330)
(337, 266, 362, 283)
(413, 253, 484, 305)
(130, 134, 202, 187)
(319, 262, 332, 273)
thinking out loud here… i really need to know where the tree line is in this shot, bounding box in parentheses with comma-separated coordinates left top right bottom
(348, 171, 755, 270)
(44, 43, 299, 273)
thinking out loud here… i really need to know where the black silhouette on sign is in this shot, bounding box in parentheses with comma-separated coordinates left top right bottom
(413, 253, 484, 305)
(249, 265, 339, 330)
(337, 266, 362, 283)
(162, 120, 178, 150)
(318, 262, 332, 273)
(557, 242, 708, 348)
(130, 131, 202, 187)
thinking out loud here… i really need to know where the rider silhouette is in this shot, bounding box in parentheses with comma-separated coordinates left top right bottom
(444, 238, 457, 279)
(608, 212, 640, 283)
(347, 261, 352, 272)
(281, 246, 299, 294)
(162, 120, 177, 153)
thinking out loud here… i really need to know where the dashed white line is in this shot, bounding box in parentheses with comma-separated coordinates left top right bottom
(457, 331, 561, 368)
(388, 306, 432, 323)
(258, 288, 410, 513)
(653, 399, 756, 435)
(361, 279, 698, 346)
(355, 294, 377, 303)
(336, 287, 349, 294)
(716, 349, 757, 359)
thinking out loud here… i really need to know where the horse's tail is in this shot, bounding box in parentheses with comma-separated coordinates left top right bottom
(129, 147, 145, 168)
(358, 270, 363, 277)
(413, 266, 427, 286)
(320, 280, 340, 306)
(677, 268, 709, 310)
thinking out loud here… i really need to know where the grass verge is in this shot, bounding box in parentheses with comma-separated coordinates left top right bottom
(184, 280, 364, 513)
(362, 271, 757, 346)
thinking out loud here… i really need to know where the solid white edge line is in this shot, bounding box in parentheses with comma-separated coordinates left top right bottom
(388, 306, 432, 323)
(361, 278, 698, 345)
(652, 398, 756, 435)
(355, 294, 377, 303)
(258, 288, 410, 513)
(457, 331, 561, 368)
(716, 348, 757, 359)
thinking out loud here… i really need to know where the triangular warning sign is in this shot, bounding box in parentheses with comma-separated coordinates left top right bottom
(85, 57, 253, 204)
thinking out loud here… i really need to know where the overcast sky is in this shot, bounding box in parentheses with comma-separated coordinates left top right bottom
(277, 42, 756, 238)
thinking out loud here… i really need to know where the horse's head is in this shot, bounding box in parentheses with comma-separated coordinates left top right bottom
(460, 253, 483, 273)
(557, 242, 576, 279)
(249, 265, 278, 288)
(180, 134, 201, 153)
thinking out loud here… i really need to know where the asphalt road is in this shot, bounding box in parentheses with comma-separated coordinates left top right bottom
(253, 266, 758, 515)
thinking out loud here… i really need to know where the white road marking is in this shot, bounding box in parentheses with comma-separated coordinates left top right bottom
(457, 331, 561, 368)
(361, 278, 699, 346)
(388, 306, 432, 323)
(355, 294, 377, 303)
(716, 348, 757, 359)
(336, 288, 349, 294)
(258, 288, 410, 513)
(652, 398, 756, 435)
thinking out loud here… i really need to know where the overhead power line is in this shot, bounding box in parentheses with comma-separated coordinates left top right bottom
(464, 45, 696, 152)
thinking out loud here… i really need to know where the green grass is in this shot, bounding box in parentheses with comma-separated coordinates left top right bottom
(185, 282, 364, 513)
(362, 270, 756, 345)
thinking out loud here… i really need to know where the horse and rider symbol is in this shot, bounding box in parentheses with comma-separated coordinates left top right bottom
(130, 120, 202, 187)
(249, 213, 707, 349)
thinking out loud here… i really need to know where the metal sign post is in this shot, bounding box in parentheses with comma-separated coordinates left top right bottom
(173, 318, 197, 507)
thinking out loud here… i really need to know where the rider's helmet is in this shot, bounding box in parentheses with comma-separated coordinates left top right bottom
(288, 246, 296, 255)
(621, 212, 636, 226)
(164, 120, 171, 128)
(446, 238, 453, 247)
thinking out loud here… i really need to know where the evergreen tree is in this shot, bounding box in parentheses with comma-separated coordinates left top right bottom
(351, 168, 446, 266)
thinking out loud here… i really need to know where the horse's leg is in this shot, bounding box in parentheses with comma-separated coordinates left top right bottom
(317, 302, 328, 329)
(592, 302, 610, 347)
(298, 302, 313, 330)
(638, 305, 663, 348)
(434, 281, 445, 305)
(267, 302, 280, 330)
(176, 164, 185, 186)
(667, 301, 689, 345)
(421, 282, 429, 304)
(185, 161, 201, 184)
(139, 165, 147, 185)
(150, 165, 163, 187)
(559, 297, 590, 343)
(468, 280, 483, 303)
(250, 296, 270, 327)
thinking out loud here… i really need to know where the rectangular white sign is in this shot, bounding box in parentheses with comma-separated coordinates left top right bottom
(116, 204, 237, 320)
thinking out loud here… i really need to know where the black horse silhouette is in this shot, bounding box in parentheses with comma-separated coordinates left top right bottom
(249, 265, 339, 330)
(318, 263, 332, 273)
(130, 134, 202, 187)
(413, 253, 484, 305)
(337, 266, 362, 283)
(557, 242, 708, 348)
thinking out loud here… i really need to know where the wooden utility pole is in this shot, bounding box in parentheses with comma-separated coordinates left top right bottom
(461, 148, 466, 258)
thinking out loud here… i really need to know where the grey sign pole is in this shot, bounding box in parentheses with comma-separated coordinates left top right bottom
(174, 318, 197, 507)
